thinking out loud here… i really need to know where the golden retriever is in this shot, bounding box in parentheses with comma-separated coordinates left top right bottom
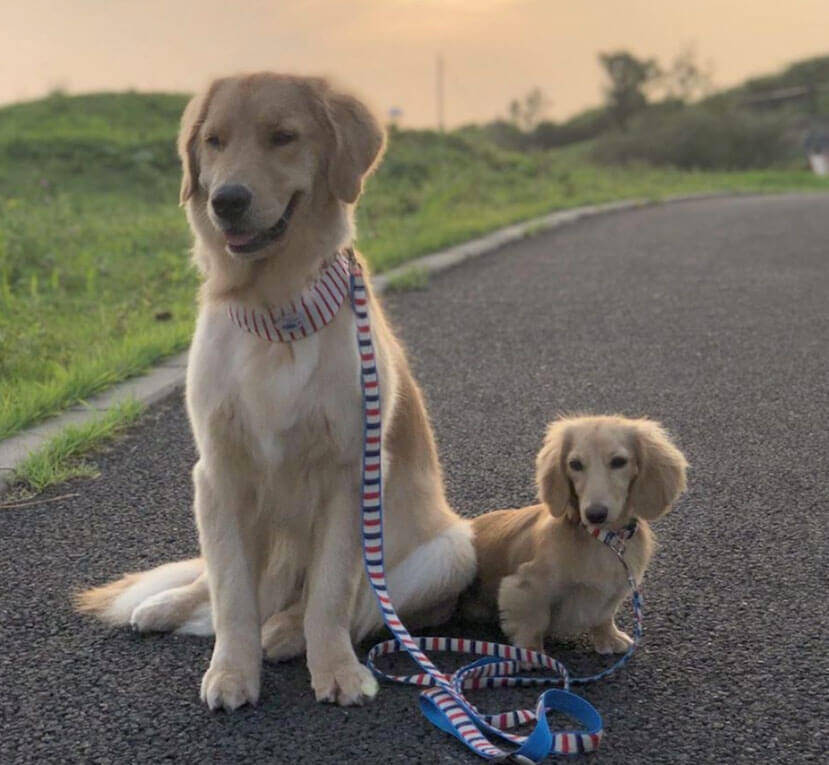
(463, 415, 687, 654)
(76, 73, 476, 710)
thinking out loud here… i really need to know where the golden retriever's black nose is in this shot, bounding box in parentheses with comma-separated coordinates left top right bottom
(586, 504, 608, 524)
(211, 184, 252, 222)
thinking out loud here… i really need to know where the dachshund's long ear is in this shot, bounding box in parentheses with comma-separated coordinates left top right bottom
(178, 82, 221, 204)
(320, 85, 385, 203)
(629, 420, 688, 520)
(536, 421, 573, 518)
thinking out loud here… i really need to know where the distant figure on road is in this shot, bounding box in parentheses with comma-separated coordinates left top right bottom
(805, 129, 829, 175)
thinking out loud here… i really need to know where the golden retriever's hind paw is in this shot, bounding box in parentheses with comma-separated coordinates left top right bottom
(262, 613, 306, 662)
(130, 591, 184, 633)
(311, 661, 379, 706)
(200, 665, 260, 711)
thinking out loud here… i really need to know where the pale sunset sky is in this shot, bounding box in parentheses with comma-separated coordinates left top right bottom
(3, 0, 828, 126)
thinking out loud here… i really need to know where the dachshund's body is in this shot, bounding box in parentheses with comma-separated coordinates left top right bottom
(465, 504, 654, 653)
(463, 415, 686, 654)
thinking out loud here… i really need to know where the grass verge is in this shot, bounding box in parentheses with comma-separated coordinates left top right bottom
(1, 93, 827, 444)
(385, 267, 429, 292)
(10, 398, 145, 494)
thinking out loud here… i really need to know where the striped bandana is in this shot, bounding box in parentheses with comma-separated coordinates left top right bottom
(227, 251, 351, 342)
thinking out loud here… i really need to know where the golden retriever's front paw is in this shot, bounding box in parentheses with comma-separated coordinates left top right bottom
(262, 612, 306, 662)
(200, 663, 260, 711)
(310, 659, 379, 706)
(592, 626, 633, 655)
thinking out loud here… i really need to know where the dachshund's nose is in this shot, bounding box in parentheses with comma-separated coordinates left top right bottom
(585, 504, 608, 525)
(211, 184, 252, 222)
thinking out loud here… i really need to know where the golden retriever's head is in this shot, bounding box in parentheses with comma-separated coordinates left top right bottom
(536, 415, 687, 528)
(178, 73, 384, 263)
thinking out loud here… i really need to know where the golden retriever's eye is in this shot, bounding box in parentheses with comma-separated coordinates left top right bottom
(610, 456, 628, 469)
(270, 130, 297, 147)
(568, 459, 583, 471)
(205, 134, 223, 149)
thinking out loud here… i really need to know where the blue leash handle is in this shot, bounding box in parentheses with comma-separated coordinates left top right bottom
(420, 685, 603, 763)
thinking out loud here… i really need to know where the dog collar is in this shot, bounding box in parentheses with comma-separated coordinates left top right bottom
(587, 518, 638, 556)
(227, 251, 351, 342)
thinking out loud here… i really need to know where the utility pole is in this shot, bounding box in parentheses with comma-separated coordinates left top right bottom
(436, 53, 445, 132)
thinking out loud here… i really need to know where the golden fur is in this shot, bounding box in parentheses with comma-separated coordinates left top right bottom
(463, 415, 687, 654)
(76, 73, 476, 710)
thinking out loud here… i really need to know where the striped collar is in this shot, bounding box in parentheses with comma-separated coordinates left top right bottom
(587, 518, 638, 555)
(227, 251, 351, 342)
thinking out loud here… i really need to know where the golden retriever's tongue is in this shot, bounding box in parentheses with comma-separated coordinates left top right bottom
(225, 231, 257, 247)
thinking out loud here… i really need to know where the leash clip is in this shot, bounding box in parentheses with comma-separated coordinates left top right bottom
(603, 533, 627, 557)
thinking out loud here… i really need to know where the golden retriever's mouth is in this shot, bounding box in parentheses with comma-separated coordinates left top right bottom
(222, 192, 301, 255)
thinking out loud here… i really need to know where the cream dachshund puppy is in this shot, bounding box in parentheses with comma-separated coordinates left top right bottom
(464, 415, 687, 654)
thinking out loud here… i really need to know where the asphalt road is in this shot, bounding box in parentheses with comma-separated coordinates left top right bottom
(2, 194, 827, 764)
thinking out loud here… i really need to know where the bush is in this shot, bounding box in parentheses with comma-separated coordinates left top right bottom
(532, 107, 613, 149)
(480, 120, 530, 151)
(591, 107, 795, 169)
(743, 55, 829, 95)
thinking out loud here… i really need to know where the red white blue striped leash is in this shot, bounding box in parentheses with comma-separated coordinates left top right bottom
(347, 251, 644, 763)
(228, 251, 643, 761)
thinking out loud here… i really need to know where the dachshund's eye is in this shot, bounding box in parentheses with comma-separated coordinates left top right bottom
(270, 130, 297, 147)
(205, 134, 223, 149)
(568, 459, 583, 471)
(610, 456, 628, 469)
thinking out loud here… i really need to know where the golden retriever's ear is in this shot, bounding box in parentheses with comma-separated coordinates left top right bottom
(178, 85, 218, 205)
(630, 420, 688, 520)
(322, 89, 385, 204)
(536, 421, 572, 517)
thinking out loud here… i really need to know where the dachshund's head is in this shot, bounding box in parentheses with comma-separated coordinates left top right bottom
(536, 415, 687, 528)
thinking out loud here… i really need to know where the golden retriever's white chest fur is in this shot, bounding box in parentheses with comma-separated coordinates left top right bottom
(187, 305, 363, 475)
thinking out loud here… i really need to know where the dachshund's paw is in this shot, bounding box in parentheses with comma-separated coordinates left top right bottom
(592, 625, 633, 655)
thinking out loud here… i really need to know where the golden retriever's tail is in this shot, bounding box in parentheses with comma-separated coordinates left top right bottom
(351, 519, 477, 642)
(74, 558, 205, 627)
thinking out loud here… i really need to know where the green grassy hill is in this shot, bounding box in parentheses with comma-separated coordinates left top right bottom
(715, 55, 829, 105)
(0, 91, 826, 441)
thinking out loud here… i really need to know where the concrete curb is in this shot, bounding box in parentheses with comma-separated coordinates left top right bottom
(0, 352, 189, 498)
(372, 198, 644, 291)
(0, 192, 744, 497)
